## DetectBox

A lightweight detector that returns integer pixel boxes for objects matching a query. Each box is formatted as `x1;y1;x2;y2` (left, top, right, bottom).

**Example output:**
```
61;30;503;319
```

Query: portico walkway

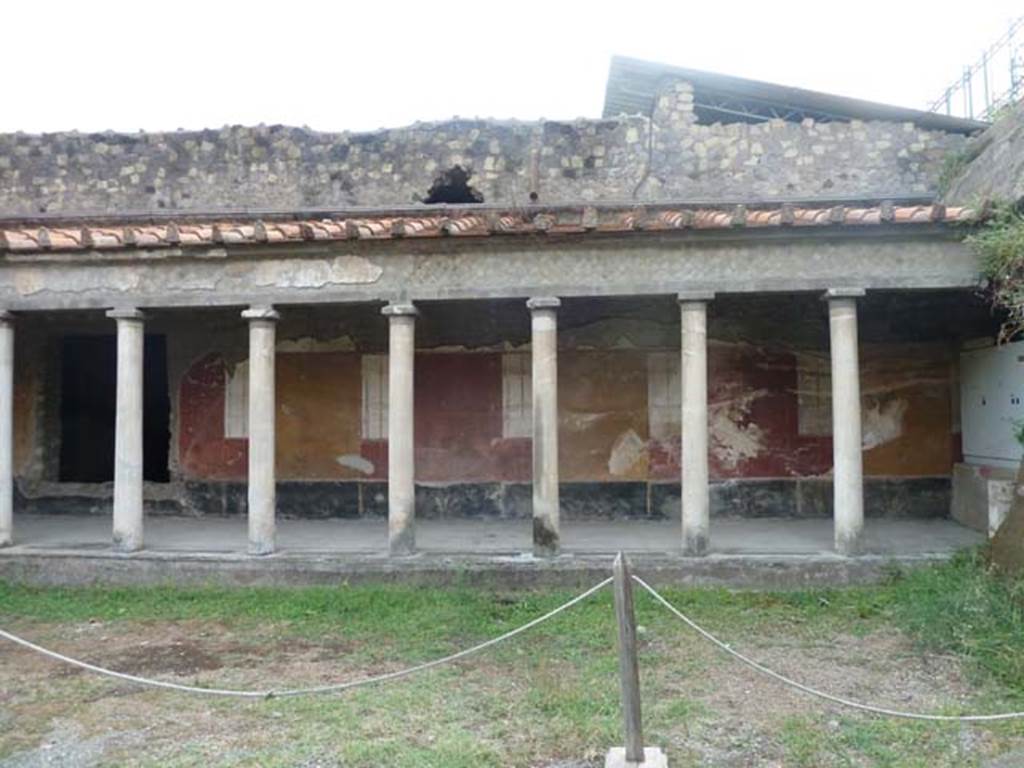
5;514;981;557
0;514;982;590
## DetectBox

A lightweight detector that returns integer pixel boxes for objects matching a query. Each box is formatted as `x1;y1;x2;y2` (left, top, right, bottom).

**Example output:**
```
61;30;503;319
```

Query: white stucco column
826;288;865;555
243;305;279;556
107;308;145;552
383;302;417;556
679;293;713;556
0;312;13;548
527;296;560;557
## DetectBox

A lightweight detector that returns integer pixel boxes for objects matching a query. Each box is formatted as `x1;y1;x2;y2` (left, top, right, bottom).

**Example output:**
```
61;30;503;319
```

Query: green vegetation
968;202;1024;343
882;550;1024;691
936;142;985;195
3;553;1024;766
4;550;1022;688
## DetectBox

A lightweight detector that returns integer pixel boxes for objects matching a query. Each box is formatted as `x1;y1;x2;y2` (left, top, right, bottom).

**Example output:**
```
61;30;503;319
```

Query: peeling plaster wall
559;351;649;482
13;343;41;476
414;353;524;483
0;83;968;216
178;353;245;480
12;293;991;519
174;334;959;485
278;352;363;479
860;346;956;477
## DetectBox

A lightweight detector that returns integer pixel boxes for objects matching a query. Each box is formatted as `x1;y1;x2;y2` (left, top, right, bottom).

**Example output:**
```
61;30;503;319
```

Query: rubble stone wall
0;83;968;215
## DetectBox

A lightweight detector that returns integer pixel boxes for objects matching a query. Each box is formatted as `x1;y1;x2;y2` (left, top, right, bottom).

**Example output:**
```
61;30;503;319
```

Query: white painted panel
796;354;832;437
647;352;680;440
502;353;531;438
361;355;389;440
961;339;1024;469
224;360;249;439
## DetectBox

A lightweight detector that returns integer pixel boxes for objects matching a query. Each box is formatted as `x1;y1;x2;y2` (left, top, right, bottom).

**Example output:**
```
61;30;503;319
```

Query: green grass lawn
2;550;1024;766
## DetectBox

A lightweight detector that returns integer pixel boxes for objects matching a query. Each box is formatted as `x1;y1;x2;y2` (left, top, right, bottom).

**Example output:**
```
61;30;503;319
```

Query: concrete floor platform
0;514;984;589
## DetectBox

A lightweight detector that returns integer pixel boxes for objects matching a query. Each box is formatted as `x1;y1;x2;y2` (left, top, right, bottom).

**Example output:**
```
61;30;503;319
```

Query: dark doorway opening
59;335;171;483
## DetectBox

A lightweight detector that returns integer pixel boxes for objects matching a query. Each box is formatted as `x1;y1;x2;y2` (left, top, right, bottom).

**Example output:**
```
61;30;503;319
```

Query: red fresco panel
175;345;950;485
414;353;508;482
649;345;833;481
359;439;388;481
178;353;247;480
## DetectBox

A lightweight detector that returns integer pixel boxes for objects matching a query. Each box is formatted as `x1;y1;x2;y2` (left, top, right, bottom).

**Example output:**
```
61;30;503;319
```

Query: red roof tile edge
0;204;975;254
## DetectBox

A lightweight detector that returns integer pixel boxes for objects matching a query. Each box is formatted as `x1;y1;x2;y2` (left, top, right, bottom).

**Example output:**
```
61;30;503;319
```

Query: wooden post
612;552;644;763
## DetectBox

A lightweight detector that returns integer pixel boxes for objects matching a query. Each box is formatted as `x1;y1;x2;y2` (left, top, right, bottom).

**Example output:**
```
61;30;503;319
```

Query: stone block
952;462;1016;535
605;746;668;767
990;465;1024;575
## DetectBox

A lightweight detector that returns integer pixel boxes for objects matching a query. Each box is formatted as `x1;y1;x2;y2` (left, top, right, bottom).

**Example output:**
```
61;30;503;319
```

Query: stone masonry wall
0;82;968;216
942;99;1024;206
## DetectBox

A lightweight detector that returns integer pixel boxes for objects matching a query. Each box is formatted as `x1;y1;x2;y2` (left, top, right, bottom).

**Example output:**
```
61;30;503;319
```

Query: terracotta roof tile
0;203;976;256
745;209;784;227
843;208;883;225
655;210;691;229
86;228;127;248
692;210;734;229
791;207;832;226
443;215;489;236
130;227;163;247
893;205;934;223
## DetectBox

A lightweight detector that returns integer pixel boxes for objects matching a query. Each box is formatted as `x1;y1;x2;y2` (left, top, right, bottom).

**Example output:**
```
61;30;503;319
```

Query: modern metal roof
603;56;989;134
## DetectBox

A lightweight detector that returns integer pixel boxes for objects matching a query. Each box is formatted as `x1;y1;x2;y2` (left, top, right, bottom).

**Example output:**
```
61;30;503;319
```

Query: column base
532;544;560;558
112;536;143;554
248;540;276;557
834;530;863;557
682;531;708;557
388;528;416;557
532;517;560;558
605;746;668;767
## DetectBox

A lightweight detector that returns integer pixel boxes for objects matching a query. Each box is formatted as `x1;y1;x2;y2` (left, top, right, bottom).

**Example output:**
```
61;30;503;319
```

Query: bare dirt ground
2;612;1023;767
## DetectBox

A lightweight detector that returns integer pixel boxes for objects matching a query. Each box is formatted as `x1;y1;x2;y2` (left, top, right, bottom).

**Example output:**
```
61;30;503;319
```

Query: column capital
106;307;145;322
527;296;561;311
382;302;418;317
242;305;280;322
823;287;866;301
0;310;14;325
677;291;715;304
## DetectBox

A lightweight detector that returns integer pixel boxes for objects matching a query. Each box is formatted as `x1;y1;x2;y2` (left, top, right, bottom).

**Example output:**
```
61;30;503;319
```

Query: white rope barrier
8;570;1023;723
0;576;612;700
632;574;1024;723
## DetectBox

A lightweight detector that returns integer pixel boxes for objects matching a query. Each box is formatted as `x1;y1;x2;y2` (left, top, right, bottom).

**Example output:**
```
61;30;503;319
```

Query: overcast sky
4;1;1021;135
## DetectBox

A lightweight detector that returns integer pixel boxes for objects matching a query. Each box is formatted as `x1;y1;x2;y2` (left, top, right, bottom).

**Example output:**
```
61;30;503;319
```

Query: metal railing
929;17;1024;121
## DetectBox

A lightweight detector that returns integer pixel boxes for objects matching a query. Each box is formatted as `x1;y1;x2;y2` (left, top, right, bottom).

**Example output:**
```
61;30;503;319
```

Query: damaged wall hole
422;165;484;204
